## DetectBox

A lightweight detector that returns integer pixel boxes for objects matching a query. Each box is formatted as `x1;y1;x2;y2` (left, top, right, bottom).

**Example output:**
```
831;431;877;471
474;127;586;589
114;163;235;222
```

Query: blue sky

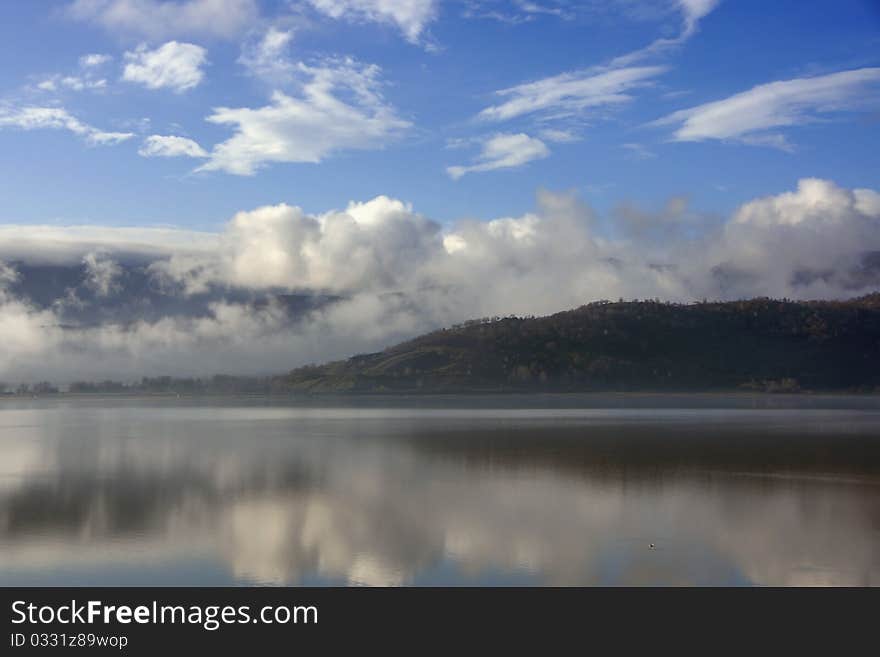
0;0;878;232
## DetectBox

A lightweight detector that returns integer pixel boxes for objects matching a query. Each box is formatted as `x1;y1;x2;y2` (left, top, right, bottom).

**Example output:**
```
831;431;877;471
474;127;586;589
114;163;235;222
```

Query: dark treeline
284;294;880;393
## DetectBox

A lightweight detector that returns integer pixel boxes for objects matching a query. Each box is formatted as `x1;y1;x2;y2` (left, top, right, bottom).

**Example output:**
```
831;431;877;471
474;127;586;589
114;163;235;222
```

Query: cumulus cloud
139;134;208;157
152;195;440;293
0;105;133;145
0;178;878;382
706;178;880;296
307;0;438;44
198;58;410;175
478;65;666;122
447;132;549;179
66;0;259;40
653;67;880;149
122;41;208;92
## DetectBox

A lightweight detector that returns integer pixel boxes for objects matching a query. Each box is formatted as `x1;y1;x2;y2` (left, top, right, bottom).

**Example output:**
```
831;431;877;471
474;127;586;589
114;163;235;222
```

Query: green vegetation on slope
283;295;880;393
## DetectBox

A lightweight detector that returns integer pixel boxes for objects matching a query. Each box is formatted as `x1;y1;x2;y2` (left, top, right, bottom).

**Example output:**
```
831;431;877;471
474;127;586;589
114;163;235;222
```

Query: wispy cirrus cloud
466;1;720;164
478;65;667;123
610;0;720;67
473;1;718;124
652;67;880;149
0;105;133;145
464;0;575;24
447;132;549;179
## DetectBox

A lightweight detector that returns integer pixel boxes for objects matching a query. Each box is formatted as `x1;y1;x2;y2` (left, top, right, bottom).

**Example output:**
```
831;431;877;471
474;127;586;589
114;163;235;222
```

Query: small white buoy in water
649;543;655;550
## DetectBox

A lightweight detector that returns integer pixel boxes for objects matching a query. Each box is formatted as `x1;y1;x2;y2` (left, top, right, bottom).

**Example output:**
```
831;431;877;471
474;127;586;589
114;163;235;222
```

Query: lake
1;394;879;586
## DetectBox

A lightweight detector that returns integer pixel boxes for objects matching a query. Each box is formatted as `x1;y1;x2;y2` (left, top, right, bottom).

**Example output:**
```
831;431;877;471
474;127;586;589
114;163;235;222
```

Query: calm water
1;394;879;586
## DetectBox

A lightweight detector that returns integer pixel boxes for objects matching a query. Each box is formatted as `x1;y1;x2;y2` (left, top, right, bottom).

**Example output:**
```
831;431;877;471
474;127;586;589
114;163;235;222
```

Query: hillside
282;295;880;393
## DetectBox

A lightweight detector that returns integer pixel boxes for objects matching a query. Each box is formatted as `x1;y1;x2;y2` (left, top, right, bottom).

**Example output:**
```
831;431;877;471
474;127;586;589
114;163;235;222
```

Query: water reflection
0;397;878;586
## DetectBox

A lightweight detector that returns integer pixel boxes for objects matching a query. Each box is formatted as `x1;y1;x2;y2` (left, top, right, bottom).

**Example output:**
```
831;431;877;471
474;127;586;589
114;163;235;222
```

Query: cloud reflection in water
0;398;878;586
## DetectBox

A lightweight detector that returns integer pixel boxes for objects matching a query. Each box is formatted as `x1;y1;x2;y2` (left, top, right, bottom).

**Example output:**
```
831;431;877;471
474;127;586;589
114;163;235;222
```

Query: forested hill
283;295;880;393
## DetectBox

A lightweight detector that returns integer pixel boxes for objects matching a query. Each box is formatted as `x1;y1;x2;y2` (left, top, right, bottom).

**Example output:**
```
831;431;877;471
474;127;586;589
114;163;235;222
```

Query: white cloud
79;53;112;68
64;76;107;91
139;134;208;158
0;106;133;145
0;262;18;289
307;0;438;43
609;0;721;67
468;1;719;62
82;252;123;296
149;195;440;293
467;0;718;160
37;75;108;92
732;178;880;228
539;128;579;143
653;67;880;148
447;133;549;179
513;0;574;20
67;0;259;40
478;65;666;122
238;27;295;83
122;41;208;92
35;52;113;93
462;1;596;25
705;178;880;297
679;0;720;28
0;225;218;265
198;58;410;175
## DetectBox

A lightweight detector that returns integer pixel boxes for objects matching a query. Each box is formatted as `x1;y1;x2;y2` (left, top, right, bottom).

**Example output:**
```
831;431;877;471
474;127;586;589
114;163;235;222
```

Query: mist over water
1;394;878;586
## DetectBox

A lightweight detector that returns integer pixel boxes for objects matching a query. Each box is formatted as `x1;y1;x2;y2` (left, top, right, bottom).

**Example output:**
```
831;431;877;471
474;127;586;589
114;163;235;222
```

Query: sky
0;0;879;381
0;0;877;227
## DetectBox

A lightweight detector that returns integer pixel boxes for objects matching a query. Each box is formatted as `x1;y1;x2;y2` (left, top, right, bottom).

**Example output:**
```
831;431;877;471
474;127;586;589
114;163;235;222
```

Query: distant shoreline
3;388;880;397
3;390;880;413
